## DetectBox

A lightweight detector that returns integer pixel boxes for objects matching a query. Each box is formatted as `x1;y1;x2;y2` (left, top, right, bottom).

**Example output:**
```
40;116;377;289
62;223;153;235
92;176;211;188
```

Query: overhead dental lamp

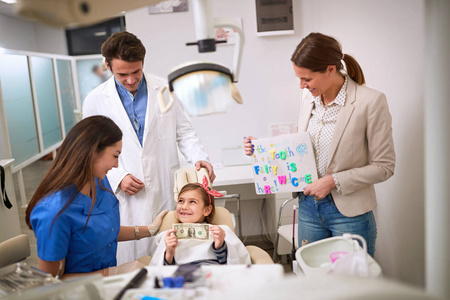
158;61;243;116
158;0;244;116
14;0;245;116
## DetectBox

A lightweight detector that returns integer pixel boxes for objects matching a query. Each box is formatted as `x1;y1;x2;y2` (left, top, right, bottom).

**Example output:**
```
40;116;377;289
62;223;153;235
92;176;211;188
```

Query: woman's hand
303;174;336;200
243;136;257;156
210;225;226;249
164;229;178;264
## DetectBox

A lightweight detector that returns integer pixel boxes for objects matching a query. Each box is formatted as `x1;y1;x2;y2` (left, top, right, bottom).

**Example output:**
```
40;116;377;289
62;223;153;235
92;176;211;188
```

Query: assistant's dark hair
291;32;365;84
25;116;122;230
178;183;215;224
101;31;146;67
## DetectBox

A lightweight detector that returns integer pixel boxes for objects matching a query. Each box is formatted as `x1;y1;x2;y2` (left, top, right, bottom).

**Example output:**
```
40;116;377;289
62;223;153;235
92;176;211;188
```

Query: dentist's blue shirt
115;76;148;146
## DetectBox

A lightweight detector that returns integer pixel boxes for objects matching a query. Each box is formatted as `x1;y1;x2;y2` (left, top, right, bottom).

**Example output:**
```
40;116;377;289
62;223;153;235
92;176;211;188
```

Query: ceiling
0;1;33;22
0;2;16;17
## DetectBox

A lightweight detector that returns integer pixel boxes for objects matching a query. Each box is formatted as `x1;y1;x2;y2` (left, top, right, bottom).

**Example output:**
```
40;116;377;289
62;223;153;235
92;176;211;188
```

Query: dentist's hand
243;136;256;156
195;160;216;182
148;210;169;236
119;174;144;196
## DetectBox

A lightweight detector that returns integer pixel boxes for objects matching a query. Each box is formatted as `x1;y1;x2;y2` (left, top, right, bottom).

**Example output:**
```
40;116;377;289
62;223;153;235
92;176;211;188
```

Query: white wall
126;0;426;287
0;13;67;54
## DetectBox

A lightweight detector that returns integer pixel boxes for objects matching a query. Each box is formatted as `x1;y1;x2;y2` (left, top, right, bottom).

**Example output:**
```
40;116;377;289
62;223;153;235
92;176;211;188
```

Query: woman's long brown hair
25;116;122;230
291;32;366;85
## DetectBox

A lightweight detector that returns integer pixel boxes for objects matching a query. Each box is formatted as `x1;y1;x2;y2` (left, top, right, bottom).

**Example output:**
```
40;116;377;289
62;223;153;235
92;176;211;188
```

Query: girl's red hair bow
201;175;224;204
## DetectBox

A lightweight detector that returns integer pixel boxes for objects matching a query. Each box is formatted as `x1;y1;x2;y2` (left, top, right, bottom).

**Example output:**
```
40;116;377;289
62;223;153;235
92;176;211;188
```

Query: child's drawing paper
251;133;318;194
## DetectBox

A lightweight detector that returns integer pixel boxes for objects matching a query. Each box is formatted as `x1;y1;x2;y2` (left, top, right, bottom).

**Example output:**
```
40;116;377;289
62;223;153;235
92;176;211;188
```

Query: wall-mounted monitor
66;16;126;56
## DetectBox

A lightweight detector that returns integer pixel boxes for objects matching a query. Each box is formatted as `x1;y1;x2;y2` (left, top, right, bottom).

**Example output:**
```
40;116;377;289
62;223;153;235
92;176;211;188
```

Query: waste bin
295;235;382;277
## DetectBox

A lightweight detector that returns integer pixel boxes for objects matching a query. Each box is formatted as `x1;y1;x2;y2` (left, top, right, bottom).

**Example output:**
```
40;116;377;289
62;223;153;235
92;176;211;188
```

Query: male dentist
83;31;215;264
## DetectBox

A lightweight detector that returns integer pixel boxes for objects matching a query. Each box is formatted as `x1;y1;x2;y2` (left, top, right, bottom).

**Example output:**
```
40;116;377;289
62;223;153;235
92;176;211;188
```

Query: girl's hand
164;229;178;263
210;225;226;249
243;136;257;156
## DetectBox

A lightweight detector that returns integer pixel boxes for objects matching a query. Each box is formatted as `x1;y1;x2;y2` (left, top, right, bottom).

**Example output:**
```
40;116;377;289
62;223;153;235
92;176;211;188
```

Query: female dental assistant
25;116;166;278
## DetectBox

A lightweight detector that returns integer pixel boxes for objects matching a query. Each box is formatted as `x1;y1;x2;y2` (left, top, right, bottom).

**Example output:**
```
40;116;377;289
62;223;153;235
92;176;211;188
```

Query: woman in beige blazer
244;33;395;256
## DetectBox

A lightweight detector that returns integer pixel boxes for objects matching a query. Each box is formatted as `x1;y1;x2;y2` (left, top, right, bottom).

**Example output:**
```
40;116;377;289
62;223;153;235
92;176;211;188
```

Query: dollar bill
173;223;211;240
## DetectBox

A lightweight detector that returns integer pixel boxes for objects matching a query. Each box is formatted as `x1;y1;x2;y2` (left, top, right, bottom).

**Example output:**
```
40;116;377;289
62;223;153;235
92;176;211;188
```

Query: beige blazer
297;78;395;217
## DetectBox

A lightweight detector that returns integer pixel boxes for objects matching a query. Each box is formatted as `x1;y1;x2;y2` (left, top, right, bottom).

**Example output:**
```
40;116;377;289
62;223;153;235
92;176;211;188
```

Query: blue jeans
297;193;377;257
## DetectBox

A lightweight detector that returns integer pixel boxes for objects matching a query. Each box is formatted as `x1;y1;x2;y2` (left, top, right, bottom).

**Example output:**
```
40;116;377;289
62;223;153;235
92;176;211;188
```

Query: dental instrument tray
0;262;60;297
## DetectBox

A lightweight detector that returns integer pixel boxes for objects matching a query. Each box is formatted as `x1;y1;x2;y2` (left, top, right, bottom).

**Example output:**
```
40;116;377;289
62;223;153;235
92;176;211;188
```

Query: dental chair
160;166;273;264
0;234;31;268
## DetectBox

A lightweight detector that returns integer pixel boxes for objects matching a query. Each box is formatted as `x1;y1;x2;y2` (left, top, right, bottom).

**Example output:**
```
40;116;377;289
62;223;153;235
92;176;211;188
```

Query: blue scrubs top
30;177;120;274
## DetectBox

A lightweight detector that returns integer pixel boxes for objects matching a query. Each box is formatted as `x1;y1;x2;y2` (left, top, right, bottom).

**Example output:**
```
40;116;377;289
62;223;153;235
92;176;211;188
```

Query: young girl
150;178;251;265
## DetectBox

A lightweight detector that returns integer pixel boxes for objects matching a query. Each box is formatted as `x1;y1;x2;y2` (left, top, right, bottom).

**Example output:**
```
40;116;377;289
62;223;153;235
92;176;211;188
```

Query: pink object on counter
329;251;348;263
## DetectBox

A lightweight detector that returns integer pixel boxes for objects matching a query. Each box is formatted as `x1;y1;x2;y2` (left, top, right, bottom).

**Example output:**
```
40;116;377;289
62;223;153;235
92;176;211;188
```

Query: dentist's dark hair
25;116;122;230
291;32;365;85
101;31;146;67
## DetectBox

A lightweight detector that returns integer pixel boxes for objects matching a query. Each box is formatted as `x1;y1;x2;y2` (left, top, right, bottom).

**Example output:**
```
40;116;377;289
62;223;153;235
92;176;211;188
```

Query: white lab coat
82;74;209;264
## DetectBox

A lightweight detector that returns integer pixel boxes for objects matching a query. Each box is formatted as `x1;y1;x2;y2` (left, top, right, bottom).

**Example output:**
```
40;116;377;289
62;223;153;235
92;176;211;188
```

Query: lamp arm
213;17;245;83
192;0;214;42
